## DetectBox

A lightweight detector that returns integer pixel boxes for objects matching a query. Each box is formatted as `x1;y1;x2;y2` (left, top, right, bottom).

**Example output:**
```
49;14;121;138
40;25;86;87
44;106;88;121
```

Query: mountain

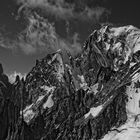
0;25;140;140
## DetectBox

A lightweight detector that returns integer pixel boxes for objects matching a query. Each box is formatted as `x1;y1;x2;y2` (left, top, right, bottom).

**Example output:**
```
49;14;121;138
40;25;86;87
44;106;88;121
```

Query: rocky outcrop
1;25;140;140
0;64;22;140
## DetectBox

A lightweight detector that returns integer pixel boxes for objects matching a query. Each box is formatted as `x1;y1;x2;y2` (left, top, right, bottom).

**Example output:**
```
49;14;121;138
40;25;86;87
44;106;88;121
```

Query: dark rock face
0;64;24;140
1;25;140;140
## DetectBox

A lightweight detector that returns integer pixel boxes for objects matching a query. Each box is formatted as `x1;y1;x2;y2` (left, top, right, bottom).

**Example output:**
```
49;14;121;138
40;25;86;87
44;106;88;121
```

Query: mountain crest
1;25;140;140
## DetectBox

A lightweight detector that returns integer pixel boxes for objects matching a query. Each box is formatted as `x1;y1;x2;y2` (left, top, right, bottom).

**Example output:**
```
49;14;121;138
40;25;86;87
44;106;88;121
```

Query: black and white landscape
0;0;140;140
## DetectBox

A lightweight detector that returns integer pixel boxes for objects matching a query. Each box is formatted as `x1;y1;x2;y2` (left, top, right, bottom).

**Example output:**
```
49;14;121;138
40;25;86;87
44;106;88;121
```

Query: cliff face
0;64;24;140
0;25;140;140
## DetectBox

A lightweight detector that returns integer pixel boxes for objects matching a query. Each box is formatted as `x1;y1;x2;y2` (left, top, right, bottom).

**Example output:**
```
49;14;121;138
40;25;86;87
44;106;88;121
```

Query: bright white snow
84;105;103;118
109;25;140;66
40;85;56;93
23;104;33;113
89;83;99;95
78;75;88;90
43;93;54;109
126;80;140;116
22;86;56;123
36;95;45;102
102;126;140;140
24;109;35;124
101;77;140;140
22;104;35;123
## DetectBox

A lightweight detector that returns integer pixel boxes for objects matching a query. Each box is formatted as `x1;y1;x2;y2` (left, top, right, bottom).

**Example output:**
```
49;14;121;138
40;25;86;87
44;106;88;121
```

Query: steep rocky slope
0;25;140;140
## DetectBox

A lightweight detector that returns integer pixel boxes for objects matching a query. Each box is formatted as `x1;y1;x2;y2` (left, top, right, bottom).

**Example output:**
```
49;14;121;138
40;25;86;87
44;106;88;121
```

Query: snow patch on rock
24;110;35;124
36;95;45;102
85;105;103;118
78;75;88;90
101;77;140;140
22;104;34;123
40;85;56;93
43;93;54;109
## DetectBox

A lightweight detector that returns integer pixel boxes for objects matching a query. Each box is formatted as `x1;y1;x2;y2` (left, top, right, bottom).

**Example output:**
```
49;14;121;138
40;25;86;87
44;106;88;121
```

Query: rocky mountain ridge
0;25;140;140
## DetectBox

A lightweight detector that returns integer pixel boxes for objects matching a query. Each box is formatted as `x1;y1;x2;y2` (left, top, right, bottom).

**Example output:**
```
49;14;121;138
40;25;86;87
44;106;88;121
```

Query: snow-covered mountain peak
1;25;140;140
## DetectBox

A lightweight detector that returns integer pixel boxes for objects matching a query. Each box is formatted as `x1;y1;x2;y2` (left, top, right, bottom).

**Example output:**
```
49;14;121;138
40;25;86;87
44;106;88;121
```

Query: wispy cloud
0;0;110;56
0;13;82;55
17;13;82;55
17;13;58;54
16;0;110;21
8;71;26;83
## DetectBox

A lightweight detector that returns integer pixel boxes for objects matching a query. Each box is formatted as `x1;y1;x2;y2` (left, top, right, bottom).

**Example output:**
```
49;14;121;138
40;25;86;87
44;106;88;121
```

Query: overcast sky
0;0;139;77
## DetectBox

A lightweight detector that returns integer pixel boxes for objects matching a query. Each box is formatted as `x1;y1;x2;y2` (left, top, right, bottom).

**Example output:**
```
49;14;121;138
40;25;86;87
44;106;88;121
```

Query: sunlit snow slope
102;77;140;140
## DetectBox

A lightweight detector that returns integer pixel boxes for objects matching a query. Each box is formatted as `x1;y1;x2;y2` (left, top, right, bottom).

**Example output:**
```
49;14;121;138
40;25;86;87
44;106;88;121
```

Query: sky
0;0;140;79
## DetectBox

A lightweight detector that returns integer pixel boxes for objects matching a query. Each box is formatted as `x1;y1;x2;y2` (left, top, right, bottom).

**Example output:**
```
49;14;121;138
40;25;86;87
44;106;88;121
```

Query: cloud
17;13;58;54
0;12;82;56
0;0;109;56
58;32;82;56
8;71;26;83
16;0;110;21
0;28;16;51
17;13;82;55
